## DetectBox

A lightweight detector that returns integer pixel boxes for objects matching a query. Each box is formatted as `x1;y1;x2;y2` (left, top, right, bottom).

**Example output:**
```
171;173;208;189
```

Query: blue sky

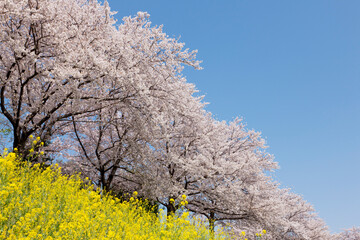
107;0;360;233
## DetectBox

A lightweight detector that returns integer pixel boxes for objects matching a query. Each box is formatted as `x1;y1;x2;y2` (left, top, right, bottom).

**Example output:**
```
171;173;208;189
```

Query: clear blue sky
107;0;360;233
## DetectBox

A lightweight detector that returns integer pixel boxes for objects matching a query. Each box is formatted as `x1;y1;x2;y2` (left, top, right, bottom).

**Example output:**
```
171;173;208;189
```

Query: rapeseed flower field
0;151;227;240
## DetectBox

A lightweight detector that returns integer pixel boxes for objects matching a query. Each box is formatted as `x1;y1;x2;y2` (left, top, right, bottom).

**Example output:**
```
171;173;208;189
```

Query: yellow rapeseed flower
0;150;228;240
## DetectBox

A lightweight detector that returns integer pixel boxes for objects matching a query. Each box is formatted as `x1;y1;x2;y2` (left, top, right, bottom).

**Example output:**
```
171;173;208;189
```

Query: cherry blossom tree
55;5;204;196
228;188;330;240
185;118;278;231
0;0;121;155
334;227;360;240
137;109;210;215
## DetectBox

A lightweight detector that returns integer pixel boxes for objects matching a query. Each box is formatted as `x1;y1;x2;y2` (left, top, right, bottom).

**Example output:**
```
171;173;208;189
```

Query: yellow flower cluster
255;229;267;238
0;152;227;240
236;229;267;240
180;194;189;206
169;194;189;208
13;136;45;161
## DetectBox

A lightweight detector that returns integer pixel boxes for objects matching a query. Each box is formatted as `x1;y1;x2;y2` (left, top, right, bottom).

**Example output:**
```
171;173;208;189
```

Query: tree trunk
209;211;215;233
166;202;176;216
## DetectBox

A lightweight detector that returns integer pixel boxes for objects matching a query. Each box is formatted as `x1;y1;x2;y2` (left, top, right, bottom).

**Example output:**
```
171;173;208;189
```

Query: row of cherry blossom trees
0;0;356;239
